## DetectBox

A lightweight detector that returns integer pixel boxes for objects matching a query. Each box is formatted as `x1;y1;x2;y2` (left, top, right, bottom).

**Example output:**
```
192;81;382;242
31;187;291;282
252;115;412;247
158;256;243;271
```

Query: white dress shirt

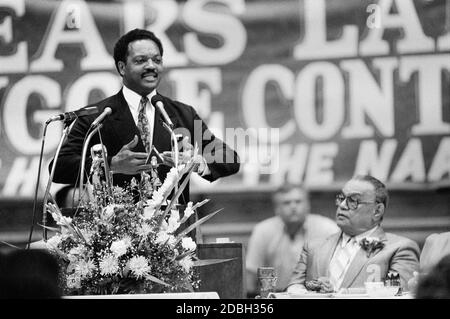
122;85;156;148
329;226;379;289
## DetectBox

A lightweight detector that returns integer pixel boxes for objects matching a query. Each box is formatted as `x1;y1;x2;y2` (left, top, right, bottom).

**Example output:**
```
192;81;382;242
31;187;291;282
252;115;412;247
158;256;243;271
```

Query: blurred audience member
408;231;450;292
420;232;450;274
246;183;339;297
415;254;450;299
0;249;61;299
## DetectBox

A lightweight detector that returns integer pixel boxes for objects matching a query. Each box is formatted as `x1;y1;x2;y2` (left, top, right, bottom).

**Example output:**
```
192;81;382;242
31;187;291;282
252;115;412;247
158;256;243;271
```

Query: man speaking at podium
49;29;240;205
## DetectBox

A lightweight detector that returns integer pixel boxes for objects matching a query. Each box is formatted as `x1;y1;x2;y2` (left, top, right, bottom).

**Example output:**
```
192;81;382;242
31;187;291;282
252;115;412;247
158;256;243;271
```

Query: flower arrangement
43;152;221;295
358;237;385;257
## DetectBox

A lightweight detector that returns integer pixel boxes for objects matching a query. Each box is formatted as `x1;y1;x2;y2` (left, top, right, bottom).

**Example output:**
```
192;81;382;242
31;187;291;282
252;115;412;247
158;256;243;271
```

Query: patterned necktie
137;96;151;153
329;236;355;290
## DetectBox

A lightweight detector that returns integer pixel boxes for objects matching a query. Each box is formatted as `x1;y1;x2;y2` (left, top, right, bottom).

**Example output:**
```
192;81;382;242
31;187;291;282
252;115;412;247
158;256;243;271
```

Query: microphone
46;106;99;124
151;95;174;128
91;107;113;128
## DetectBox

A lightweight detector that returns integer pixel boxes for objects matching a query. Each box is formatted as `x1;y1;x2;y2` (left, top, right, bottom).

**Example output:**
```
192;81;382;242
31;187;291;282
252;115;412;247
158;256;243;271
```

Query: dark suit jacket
287;227;420;290
49;90;240;204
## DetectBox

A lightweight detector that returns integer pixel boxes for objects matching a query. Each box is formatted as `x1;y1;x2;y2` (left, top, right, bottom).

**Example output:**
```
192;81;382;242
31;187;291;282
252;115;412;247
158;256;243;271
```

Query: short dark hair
272;182;309;202
352;175;389;209
113;29;164;73
0;249;61;298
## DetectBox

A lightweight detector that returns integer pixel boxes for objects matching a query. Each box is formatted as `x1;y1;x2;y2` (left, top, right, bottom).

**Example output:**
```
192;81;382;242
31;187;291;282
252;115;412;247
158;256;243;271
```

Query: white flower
152;193;164;207
110;237;131;257
80;229;94;244
47;203;72;227
136;223;152;238
69;245;85;256
150;168;179;206
143;204;156;220
52;213;72;227
181;237;197;251
45;234;62;250
155;231;176;247
74;259;96;278
155;231;170;244
99;255;119;276
66;274;82;289
165;168;179;186
179;255;194;272
167;209;180;233
183;202;194;219
128;256;151;279
130;178;138;188
101;204;122;221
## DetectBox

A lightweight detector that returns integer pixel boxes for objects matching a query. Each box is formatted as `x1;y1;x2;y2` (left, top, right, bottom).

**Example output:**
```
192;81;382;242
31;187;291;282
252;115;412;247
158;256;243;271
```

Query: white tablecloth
269;292;413;299
64;292;220;299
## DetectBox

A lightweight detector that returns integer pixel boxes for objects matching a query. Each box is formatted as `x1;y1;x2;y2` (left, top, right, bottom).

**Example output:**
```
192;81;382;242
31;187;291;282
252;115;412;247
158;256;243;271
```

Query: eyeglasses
335;193;377;210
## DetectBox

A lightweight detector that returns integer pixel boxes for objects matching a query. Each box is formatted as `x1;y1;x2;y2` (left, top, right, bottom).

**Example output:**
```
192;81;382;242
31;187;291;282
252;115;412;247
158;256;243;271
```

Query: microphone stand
79;124;113;202
98;131;113;197
26;121;49;248
162;122;179;205
41;119;77;242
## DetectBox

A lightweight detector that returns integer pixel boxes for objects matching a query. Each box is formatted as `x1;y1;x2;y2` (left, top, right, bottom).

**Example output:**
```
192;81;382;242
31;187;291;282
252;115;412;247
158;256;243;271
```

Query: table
63;292;220;299
269;292;413;299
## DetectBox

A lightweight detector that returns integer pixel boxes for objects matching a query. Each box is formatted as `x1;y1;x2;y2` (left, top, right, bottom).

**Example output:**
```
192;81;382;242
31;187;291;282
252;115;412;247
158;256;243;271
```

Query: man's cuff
197;156;210;176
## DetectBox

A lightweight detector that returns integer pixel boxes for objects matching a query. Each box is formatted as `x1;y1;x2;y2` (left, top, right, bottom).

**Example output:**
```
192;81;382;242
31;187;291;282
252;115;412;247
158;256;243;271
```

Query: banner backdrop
0;0;449;199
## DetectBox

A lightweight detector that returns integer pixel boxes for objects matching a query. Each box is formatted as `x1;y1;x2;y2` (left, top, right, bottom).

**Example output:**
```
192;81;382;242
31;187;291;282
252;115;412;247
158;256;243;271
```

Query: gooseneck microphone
90;107;113;128
46;106;99;124
151;95;174;128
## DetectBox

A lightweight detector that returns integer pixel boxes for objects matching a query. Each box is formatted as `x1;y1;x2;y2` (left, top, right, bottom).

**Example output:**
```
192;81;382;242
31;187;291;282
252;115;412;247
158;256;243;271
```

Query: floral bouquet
358;237;385;257
43;151;222;295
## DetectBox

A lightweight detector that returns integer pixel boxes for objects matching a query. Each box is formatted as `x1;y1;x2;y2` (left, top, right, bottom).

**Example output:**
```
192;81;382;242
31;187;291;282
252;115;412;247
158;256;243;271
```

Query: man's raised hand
110;135;152;174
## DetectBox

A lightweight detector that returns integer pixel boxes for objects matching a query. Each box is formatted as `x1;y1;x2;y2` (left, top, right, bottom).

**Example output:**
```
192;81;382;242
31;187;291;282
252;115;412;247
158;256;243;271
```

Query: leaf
193;258;236;267
174;250;195;261
37;223;61;233
0;240;21;250
174;208;223;244
191;199;210;211
181;281;195;292
144;274;171;287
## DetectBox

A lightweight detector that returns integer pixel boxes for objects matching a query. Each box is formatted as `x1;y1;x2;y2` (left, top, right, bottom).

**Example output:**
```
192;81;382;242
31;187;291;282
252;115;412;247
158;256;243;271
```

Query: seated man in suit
287;175;420;293
246;183;339;296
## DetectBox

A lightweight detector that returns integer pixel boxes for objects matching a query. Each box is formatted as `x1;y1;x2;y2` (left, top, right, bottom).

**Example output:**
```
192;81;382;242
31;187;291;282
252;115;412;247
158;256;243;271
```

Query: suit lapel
340;227;387;288
340;248;369;288
318;232;341;276
110;90;146;152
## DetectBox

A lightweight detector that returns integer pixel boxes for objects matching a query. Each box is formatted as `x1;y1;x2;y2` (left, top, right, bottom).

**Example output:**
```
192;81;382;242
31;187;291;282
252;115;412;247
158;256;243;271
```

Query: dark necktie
137;96;151;152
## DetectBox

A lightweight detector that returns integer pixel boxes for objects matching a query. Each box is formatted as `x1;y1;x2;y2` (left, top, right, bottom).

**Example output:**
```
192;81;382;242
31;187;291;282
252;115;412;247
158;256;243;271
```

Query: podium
196;243;245;299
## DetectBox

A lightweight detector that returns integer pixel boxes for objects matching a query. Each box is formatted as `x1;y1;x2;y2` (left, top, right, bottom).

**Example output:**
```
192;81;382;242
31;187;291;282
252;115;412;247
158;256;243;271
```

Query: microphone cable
26;121;50;249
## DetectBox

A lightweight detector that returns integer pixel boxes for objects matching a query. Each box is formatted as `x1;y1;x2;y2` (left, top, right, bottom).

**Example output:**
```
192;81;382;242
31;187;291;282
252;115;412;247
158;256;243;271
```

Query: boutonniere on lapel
358;237;385;257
